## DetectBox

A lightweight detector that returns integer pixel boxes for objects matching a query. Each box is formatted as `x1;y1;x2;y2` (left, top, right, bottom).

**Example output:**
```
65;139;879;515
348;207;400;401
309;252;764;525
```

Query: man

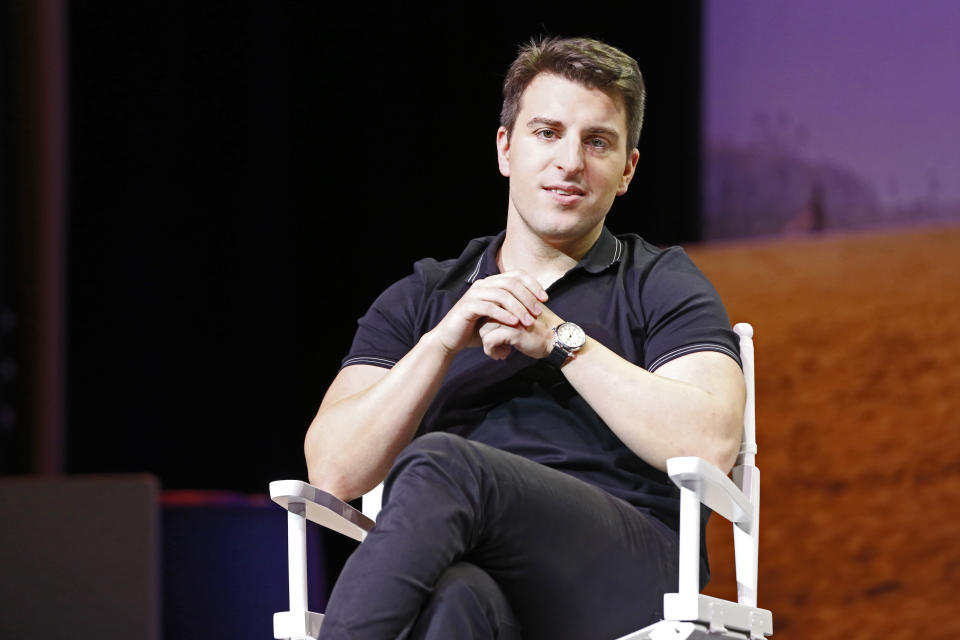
304;37;745;639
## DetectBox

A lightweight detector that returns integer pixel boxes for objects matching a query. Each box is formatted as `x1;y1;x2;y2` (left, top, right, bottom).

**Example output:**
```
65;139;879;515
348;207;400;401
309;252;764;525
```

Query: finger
499;270;549;302
481;330;513;360
469;285;536;326
474;277;542;323
482;319;552;361
478;321;500;339
481;323;521;350
465;301;519;328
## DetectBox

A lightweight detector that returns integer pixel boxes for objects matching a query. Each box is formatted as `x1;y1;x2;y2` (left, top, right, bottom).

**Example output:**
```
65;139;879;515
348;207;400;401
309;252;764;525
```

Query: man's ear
617;147;640;196
496;126;511;177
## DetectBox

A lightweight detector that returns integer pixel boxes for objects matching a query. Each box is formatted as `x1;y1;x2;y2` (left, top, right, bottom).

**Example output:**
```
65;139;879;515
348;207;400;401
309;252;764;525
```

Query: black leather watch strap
545;343;572;368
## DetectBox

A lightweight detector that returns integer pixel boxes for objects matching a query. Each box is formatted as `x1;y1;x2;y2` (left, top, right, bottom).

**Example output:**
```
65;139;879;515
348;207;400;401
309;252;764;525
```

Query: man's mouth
544;185;585;197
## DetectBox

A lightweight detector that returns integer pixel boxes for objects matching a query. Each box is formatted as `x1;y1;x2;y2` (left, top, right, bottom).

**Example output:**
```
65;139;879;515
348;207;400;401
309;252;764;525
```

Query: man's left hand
478;304;563;361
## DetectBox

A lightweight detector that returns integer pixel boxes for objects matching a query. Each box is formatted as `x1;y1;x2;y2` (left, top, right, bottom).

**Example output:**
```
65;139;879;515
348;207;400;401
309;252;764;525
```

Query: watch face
556;322;586;349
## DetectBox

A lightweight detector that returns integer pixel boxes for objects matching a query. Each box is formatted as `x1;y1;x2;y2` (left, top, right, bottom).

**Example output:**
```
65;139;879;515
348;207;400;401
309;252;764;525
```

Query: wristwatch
544;321;586;367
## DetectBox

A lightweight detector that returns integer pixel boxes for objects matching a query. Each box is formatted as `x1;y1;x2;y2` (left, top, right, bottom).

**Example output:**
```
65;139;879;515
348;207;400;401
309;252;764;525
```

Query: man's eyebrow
526;117;564;129
584;125;620;140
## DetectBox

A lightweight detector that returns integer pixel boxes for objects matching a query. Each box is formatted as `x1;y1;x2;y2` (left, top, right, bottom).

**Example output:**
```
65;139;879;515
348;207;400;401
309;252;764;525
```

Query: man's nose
556;137;585;175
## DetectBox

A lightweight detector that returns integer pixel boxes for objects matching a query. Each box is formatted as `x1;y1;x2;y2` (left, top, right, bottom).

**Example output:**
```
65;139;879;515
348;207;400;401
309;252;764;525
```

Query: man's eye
587;137;608;149
536;129;557;140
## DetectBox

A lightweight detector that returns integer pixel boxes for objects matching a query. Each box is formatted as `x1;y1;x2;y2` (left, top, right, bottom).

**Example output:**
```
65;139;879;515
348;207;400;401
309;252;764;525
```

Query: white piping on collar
466;255;484;283
610;236;623;265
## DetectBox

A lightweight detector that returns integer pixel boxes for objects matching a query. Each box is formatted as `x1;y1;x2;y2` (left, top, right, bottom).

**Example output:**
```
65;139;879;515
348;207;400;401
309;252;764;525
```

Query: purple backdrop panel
703;0;960;239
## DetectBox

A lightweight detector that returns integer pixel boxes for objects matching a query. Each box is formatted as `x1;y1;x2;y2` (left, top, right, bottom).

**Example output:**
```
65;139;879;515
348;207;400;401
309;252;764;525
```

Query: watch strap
545;343;572;368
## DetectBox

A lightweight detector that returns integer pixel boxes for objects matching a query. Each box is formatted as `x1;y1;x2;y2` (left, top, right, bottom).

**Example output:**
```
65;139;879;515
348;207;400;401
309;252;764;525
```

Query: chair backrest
731;322;761;608
733;322;757;471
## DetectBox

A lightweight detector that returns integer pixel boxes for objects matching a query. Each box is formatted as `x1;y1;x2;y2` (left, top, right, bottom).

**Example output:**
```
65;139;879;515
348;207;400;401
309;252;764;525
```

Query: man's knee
433;562;502;605
404;431;472;457
410;562;520;640
390;432;478;480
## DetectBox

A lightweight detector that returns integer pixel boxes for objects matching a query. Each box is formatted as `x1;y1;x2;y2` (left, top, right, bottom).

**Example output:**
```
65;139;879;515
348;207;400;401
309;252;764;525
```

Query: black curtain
62;2;702;491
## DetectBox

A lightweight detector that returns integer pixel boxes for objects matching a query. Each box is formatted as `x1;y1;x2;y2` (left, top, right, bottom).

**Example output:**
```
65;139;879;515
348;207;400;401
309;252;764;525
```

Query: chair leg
678;485;702;597
288;503;308;613
273;502;324;640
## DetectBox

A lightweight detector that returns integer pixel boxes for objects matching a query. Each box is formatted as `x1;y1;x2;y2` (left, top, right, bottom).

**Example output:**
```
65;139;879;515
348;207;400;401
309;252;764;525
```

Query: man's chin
536;221;605;247
508;202;605;243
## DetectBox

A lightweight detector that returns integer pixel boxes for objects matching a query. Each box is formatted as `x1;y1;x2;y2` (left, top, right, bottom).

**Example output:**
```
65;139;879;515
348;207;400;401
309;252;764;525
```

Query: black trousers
318;433;680;639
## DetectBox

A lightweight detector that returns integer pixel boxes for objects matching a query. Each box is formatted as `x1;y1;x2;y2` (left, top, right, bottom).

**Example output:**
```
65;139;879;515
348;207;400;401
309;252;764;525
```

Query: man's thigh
386;432;678;639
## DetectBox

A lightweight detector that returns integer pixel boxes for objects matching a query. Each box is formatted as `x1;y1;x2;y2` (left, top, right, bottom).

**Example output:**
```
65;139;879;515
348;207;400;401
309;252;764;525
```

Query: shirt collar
579;226;623;273
464;226;623;283
465;230;506;283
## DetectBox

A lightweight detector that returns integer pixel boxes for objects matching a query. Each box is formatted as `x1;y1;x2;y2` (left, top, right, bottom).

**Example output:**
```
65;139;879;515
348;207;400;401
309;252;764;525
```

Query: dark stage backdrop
65;3;702;491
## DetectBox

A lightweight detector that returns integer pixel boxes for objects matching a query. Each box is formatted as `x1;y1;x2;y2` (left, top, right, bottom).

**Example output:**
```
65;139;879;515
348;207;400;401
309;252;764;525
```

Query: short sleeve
340;271;424;370
640;247;741;372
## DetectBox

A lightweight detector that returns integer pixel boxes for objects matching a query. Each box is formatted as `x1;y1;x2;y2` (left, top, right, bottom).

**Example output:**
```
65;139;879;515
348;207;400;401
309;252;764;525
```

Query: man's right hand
432;270;549;355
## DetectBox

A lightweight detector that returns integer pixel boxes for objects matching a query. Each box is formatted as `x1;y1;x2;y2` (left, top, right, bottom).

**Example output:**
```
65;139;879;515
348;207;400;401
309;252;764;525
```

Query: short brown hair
500;36;646;150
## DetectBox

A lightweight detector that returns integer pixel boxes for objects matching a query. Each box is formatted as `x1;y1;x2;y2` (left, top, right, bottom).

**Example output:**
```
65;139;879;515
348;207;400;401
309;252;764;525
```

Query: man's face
496;73;639;246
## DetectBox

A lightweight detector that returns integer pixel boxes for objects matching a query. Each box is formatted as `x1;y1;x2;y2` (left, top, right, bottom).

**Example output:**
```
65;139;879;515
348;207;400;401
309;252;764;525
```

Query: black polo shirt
341;226;739;531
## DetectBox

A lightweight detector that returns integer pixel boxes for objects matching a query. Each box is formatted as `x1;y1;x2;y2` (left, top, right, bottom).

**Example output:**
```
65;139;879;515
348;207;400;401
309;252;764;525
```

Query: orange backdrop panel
687;226;960;640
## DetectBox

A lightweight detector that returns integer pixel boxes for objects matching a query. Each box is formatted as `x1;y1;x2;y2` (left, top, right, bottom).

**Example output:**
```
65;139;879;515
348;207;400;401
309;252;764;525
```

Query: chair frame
269;323;771;640
619;323;772;639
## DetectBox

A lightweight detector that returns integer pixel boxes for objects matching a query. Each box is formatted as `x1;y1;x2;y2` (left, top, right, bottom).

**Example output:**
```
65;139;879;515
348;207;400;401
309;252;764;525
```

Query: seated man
304;36;745;640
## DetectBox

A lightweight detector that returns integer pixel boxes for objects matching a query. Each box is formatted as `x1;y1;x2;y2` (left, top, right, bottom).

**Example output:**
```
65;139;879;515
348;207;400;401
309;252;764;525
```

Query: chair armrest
270;480;374;542
666;457;753;527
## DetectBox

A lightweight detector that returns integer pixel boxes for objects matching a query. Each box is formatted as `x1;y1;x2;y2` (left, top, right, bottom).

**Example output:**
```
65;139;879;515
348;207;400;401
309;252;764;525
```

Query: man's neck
497;217;603;290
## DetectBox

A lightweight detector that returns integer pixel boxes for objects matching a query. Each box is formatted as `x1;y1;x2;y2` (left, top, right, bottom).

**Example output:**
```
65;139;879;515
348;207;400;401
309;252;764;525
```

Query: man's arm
304;332;453;501
479;306;745;473
304;271;548;501
562;340;745;473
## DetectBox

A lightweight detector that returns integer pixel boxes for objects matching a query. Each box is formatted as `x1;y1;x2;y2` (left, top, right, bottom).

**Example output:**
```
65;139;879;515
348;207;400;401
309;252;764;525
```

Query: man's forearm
560;337;745;473
304;330;457;501
479;305;744;472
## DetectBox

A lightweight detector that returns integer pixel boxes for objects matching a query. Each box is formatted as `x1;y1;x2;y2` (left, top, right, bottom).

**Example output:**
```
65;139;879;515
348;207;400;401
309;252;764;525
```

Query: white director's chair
269;323;772;640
